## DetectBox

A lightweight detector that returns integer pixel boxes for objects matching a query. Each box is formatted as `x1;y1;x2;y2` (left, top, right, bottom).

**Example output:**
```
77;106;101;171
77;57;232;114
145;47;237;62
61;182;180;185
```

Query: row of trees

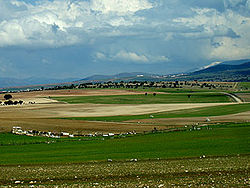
43;80;224;91
1;94;24;106
0;100;23;105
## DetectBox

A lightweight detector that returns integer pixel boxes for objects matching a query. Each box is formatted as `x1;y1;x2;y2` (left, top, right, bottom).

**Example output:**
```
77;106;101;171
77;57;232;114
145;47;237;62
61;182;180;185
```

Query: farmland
0;86;249;187
0;122;249;165
52;92;232;104
0;122;249;187
64;103;250;122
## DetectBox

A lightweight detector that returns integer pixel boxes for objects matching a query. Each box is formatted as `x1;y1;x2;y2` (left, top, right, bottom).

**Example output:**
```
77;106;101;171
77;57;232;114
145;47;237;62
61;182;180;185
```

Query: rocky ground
0;155;249;187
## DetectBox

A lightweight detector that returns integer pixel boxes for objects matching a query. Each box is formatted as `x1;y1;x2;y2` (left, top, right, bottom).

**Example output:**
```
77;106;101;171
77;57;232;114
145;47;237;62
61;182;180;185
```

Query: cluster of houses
11;127;136;139
12;127;61;138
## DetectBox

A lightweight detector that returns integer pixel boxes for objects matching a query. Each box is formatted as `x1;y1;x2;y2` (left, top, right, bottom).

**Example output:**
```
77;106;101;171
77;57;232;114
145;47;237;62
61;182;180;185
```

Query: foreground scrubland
0;155;249;187
0;122;249;187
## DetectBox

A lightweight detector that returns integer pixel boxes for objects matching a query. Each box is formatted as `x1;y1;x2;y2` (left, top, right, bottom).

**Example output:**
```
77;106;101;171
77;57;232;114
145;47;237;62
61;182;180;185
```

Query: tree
4;94;12;100
4;100;13;105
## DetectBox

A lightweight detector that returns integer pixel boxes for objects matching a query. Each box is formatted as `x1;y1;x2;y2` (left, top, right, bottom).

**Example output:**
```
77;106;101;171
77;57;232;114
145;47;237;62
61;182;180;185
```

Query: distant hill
221;59;250;65
79;72;160;82
193;62;250;75
79;60;250;83
0;77;78;88
187;61;250;81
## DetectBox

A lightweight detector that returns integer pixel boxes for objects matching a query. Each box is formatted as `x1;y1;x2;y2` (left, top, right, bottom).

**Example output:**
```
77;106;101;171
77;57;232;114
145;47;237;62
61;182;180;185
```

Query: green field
0;133;102;146
63;103;250;122
53;92;232;104
238;82;250;90
0;123;249;165
123;87;228;93
0;133;54;146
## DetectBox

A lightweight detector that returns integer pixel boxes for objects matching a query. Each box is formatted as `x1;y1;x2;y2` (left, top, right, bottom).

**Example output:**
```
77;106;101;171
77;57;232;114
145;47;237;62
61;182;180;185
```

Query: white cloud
95;50;169;63
95;52;107;60
210;37;250;60
172;6;250;60
0;20;28;46
114;50;149;62
91;0;153;15
0;0;153;47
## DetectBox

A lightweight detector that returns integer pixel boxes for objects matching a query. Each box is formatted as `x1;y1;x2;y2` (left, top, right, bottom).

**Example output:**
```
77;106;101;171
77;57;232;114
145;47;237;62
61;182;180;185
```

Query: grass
63;103;250;122
0;122;249;165
0;133;54;146
0;133;112;146
52;93;231;104
238;82;250;90
78;86;235;93
125;87;231;93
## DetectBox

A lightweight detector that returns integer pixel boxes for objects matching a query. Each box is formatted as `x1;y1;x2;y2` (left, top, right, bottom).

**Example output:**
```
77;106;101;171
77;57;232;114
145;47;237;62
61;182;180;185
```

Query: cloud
0;0;249;78
95;50;169;63
171;5;250;60
0;0;153;47
90;0;153;15
114;50;149;62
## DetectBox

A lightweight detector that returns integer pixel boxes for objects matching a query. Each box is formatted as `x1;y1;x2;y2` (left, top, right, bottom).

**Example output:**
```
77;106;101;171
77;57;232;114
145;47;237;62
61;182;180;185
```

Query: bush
4;94;12;100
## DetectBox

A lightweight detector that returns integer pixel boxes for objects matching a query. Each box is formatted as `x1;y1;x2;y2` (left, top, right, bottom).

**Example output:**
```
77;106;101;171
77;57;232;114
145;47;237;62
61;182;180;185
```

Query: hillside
78;60;250;82
187;61;250;81
0;77;77;88
79;72;160;82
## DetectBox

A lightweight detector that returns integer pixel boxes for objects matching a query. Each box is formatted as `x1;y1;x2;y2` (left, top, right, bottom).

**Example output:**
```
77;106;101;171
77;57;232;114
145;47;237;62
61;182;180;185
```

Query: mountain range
0;59;249;89
77;59;250;83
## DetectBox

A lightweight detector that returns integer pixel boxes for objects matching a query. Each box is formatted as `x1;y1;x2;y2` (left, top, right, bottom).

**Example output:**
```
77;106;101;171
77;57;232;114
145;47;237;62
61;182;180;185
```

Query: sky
0;0;249;79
